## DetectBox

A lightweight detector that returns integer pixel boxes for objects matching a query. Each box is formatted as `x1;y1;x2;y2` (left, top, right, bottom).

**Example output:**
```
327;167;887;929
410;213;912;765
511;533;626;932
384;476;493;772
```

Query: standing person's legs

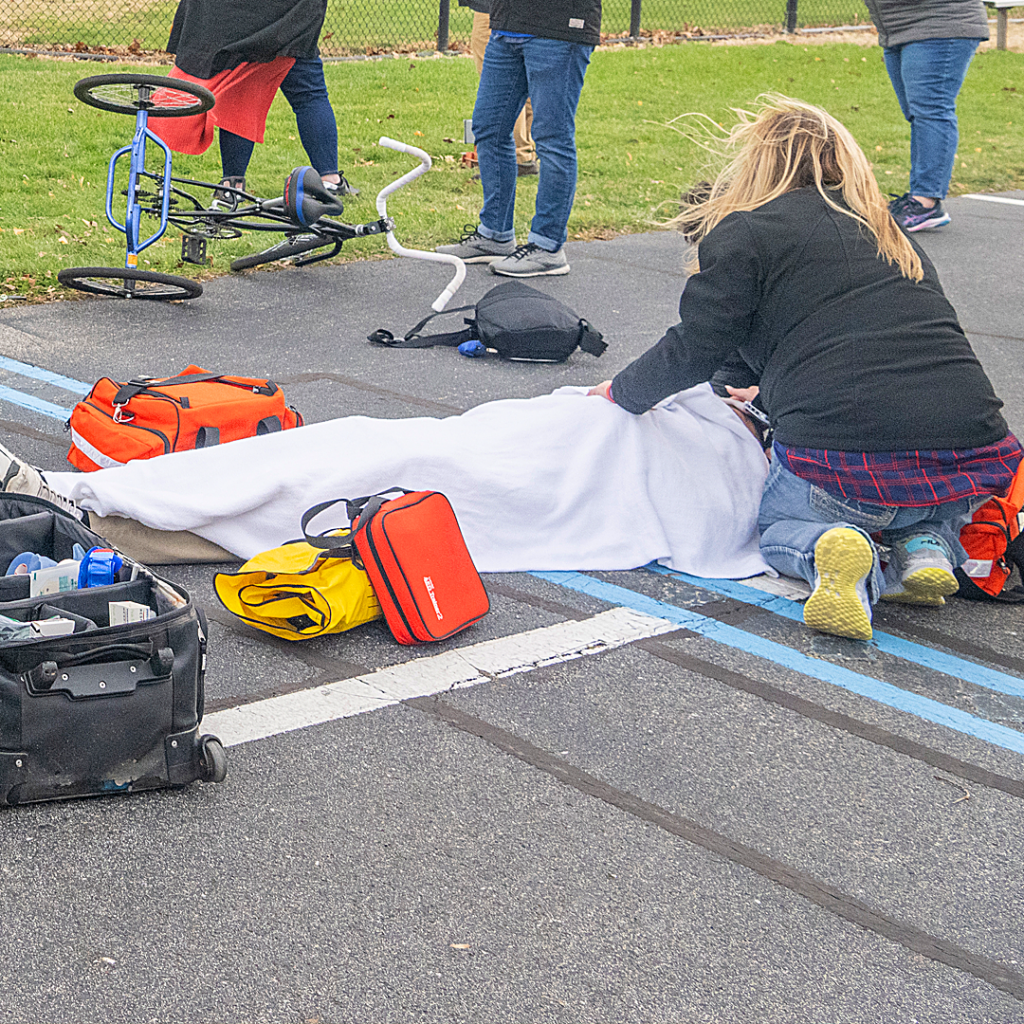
435;31;524;262
470;33;528;242
470;14;535;172
218;130;255;180
883;38;979;227
214;130;254;207
486;37;592;277
279;56;340;183
520;37;592;252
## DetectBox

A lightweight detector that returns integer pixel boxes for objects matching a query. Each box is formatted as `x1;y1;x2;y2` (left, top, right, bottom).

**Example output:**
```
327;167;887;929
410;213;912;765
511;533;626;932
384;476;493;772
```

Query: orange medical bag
67;366;303;470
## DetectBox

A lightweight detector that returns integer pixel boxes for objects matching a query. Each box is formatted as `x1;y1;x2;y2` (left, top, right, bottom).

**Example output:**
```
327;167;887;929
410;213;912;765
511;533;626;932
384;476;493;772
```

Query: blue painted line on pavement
0;355;90;396
0;385;72;421
533;570;1024;756
647;565;1024;699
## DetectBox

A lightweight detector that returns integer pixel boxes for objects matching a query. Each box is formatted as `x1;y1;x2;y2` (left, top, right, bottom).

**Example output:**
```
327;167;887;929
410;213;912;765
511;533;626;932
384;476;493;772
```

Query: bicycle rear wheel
58;267;203;301
73;74;214;117
230;234;332;271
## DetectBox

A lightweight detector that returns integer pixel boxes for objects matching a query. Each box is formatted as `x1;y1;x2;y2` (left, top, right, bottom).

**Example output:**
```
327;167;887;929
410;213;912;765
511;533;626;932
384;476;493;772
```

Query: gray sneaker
881;535;959;605
0;440;83;520
490;243;569;277
435;226;515;263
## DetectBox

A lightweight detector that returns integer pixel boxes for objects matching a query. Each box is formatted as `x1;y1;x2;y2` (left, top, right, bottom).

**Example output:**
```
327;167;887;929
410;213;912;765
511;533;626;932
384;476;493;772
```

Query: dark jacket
863;0;989;48
458;0;490;12
611;188;1008;453
490;0;601;46
168;0;327;79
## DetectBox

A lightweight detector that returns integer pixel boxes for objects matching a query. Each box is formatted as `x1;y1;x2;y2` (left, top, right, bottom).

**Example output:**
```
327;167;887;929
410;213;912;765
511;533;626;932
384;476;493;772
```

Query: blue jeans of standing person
472;34;593;252
757;460;978;603
882;37;980;200
219;56;339;179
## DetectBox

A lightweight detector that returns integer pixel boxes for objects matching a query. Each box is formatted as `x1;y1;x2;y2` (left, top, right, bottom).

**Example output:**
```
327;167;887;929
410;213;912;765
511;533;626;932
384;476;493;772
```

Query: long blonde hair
674;95;923;281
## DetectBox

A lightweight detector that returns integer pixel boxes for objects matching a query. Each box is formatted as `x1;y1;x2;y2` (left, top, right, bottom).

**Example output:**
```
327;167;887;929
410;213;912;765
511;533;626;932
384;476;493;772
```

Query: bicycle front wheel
58;267;203;301
73;74;215;117
230;234;331;271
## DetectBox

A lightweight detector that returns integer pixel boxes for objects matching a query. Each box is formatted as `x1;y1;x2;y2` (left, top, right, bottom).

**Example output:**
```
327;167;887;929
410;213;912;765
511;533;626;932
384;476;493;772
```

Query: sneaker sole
879;589;946;607
904;214;951;232
803;528;874;641
901;565;959;600
435;252;509;264
491;263;571;278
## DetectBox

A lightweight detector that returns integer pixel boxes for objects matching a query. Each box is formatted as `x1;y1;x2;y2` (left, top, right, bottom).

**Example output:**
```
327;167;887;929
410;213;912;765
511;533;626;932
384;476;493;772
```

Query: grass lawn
1;39;1022;301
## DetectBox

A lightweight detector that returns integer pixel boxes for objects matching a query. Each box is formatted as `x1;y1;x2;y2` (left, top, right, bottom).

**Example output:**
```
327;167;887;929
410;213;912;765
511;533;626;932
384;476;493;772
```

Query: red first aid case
303;490;489;645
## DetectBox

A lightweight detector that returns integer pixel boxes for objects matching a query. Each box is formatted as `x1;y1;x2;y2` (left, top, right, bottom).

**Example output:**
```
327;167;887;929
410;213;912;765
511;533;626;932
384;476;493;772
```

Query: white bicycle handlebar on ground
375;137;467;312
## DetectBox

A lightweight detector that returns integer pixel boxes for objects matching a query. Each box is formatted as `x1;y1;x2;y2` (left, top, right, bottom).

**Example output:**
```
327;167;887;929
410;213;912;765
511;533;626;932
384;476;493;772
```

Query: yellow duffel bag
213;536;381;641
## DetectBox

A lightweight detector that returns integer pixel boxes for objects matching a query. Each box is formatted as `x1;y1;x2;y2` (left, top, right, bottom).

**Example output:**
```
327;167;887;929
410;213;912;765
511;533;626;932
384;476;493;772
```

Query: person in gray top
862;0;989;232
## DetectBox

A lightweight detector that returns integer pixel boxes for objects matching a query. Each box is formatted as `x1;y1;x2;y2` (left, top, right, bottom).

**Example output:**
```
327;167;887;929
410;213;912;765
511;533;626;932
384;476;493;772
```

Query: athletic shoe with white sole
489;242;569;277
881;534;959;605
803;527;875;641
435;227;516;263
889;193;951;232
0;440;83;520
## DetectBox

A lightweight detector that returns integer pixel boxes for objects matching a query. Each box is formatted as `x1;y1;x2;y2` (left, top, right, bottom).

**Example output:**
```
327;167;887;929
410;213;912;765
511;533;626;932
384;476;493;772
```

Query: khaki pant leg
470;12;489;74
89;513;237;565
515;100;535;165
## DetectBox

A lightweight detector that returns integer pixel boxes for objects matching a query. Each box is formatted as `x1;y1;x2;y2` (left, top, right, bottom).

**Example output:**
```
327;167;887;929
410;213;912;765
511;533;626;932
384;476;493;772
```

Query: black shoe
324;175;359;197
211;176;246;212
517;160;539;177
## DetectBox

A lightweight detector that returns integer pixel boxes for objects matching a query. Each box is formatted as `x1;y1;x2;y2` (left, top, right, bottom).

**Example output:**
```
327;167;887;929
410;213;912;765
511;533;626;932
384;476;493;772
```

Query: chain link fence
2;1;883;59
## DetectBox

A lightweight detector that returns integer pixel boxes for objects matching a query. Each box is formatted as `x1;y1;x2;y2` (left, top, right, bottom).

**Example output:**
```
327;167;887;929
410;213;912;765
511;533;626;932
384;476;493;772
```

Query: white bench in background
985;0;1019;50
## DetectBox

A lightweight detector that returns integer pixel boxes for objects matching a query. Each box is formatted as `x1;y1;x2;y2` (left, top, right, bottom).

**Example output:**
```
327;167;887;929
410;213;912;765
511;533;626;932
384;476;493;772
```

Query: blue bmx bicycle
59;73;465;309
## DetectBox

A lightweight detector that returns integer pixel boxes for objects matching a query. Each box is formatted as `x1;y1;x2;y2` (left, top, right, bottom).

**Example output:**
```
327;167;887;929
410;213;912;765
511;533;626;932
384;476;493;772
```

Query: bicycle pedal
181;235;207;265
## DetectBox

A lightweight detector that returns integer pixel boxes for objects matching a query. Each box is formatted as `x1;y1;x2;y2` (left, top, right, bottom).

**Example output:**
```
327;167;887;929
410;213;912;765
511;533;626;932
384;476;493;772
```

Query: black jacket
490;0;601;46
611;188;1008;452
168;0;327;79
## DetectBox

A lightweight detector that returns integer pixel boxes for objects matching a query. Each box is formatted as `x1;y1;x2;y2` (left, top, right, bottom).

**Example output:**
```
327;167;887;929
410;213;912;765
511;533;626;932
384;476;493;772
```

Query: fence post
438;0;450;51
630;0;642;39
785;0;799;34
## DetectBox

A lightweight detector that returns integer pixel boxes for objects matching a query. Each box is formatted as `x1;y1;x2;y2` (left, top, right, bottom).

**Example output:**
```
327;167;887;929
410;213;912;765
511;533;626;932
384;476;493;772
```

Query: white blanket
47;385;770;578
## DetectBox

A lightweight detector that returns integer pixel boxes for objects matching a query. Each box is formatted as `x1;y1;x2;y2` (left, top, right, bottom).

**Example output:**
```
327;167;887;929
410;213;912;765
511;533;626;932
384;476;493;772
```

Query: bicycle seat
283;166;345;227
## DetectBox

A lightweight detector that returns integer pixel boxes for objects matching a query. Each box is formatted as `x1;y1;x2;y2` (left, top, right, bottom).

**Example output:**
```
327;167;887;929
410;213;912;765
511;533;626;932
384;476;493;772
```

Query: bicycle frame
105;99;174;269
69;73;467;308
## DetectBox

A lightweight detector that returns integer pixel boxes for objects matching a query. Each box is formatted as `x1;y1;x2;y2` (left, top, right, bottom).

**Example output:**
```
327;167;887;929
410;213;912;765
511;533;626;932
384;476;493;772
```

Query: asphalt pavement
0;192;1022;1024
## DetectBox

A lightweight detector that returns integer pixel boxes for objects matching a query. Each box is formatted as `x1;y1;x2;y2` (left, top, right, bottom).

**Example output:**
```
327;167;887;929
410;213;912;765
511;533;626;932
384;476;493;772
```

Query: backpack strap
577;319;607;357
368;306;477;349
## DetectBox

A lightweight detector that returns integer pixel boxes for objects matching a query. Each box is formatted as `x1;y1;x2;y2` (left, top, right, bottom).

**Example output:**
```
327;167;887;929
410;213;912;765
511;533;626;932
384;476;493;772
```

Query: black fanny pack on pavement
368;281;607;363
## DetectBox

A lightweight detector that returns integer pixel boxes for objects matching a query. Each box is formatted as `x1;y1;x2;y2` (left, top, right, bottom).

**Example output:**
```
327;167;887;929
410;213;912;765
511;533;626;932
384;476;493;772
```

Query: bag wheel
198;735;227;783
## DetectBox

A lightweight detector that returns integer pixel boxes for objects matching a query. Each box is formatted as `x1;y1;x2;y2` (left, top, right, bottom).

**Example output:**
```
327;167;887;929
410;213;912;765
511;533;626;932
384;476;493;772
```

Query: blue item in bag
78;547;123;588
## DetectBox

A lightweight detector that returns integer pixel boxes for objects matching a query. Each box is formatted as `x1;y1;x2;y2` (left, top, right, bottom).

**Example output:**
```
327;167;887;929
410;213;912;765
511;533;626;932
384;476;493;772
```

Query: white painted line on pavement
203;606;678;748
961;194;1024;207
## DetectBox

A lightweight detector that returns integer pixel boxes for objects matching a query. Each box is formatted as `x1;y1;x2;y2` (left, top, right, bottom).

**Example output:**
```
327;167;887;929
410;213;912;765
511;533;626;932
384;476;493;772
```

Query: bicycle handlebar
375;136;466;312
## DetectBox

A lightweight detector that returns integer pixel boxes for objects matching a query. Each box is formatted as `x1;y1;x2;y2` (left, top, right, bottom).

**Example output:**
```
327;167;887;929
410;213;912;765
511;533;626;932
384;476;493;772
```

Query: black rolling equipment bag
0;495;226;806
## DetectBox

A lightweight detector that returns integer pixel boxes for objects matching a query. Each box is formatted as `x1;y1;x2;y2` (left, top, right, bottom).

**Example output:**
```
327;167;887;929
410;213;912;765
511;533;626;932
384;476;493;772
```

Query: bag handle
300;489;411;560
112;373;278;407
368;306;476;349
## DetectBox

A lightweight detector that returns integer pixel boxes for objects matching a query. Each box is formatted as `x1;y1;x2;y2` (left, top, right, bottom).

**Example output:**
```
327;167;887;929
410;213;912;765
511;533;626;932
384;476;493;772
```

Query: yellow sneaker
803;527;875;641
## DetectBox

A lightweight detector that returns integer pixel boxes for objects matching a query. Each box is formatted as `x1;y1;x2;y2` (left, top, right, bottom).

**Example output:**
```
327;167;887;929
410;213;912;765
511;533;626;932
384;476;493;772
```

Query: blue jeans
883;38;980;200
219;56;338;178
473;34;593;251
758;460;977;603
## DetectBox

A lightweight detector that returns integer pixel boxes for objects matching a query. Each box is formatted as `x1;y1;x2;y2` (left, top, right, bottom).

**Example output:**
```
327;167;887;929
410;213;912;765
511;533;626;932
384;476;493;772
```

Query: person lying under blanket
0;384;771;582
